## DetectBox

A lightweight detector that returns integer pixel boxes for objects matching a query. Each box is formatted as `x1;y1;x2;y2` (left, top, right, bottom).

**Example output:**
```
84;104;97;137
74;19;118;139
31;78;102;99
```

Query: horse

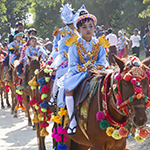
34;65;91;150
0;59;10;109
65;55;150;150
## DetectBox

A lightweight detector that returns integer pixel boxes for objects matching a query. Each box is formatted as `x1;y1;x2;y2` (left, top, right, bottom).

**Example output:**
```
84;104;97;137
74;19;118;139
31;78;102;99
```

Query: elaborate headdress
73;5;97;29
60;4;75;24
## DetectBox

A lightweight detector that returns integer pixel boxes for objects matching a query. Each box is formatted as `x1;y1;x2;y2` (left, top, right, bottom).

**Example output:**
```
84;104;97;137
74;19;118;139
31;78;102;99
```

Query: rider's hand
145;48;147;52
87;64;96;73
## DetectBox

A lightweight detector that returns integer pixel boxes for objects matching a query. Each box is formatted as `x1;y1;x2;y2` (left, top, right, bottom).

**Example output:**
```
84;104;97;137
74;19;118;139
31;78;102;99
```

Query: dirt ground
0;93;150;150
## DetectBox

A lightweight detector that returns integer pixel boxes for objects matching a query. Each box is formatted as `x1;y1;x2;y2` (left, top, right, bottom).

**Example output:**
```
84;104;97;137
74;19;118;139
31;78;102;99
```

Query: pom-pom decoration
134;87;142;93
115;73;121;80
40;128;49;137
112;130;122;140
28;76;38;86
146;70;150;78
57;144;68;150
135;135;145;143
106;127;115;137
118;127;128;137
96;111;105;121
41;86;50;93
100;120;109;130
123;73;132;81
139;128;149;139
131;78;137;84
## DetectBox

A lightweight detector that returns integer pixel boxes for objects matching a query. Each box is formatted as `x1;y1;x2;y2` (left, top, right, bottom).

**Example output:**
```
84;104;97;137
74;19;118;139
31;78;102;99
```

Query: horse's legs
5;92;10;107
40;136;46;150
13;93;18;118
1;90;4;108
23;94;32;126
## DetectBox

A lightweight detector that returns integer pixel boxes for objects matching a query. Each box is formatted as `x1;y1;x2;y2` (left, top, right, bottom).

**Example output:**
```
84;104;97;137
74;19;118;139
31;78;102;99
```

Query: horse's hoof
13;114;17;118
1;106;5;109
7;105;11;108
28;122;32;126
32;125;36;130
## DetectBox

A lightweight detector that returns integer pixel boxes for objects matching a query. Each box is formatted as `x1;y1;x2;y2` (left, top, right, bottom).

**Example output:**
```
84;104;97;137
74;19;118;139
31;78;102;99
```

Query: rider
57;7;108;135
49;4;77;105
16;36;48;89
3;30;26;82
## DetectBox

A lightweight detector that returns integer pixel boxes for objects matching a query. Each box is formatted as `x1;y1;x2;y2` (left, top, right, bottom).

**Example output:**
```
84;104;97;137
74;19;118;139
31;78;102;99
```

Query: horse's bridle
110;66;149;119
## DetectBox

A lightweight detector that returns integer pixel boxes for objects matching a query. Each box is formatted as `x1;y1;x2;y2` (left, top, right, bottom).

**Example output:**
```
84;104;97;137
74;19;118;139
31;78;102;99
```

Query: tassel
41;86;50;93
28;76;38;87
57;144;68;150
38;77;45;86
40;128;49;137
32;112;39;123
40;121;49;128
41;94;48;100
39;100;49;108
38;113;44;121
29;96;38;105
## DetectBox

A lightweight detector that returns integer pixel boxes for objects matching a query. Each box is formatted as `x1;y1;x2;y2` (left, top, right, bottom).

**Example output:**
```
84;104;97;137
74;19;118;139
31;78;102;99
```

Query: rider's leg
66;90;77;135
49;77;58;105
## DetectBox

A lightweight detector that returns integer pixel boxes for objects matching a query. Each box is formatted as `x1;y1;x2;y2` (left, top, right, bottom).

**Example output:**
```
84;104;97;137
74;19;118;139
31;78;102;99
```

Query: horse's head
27;55;42;77
113;54;150;129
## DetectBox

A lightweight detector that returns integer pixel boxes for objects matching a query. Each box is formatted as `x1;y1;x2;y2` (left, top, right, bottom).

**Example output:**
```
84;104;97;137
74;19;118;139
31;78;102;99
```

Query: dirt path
0;95;150;150
0;101;53;150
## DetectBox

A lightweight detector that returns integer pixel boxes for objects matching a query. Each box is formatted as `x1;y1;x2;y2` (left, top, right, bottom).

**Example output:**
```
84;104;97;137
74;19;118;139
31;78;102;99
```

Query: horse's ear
112;54;125;72
142;57;150;68
38;54;42;62
27;55;32;62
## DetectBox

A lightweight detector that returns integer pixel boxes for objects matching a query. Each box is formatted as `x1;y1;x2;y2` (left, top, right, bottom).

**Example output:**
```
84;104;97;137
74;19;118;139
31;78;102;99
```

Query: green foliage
0;0;150;42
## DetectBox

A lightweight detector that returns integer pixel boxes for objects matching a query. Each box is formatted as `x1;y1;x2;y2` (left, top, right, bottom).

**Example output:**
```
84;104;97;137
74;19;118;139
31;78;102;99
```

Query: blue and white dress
51;26;76;78
8;39;26;64
24;45;48;66
50;27;65;59
57;36;108;107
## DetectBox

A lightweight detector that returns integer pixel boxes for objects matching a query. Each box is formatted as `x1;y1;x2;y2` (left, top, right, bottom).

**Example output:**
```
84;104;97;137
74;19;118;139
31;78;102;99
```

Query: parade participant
106;28;117;65
49;3;77;105
57;8;108;135
142;28;150;58
117;30;128;58
129;28;141;58
2;42;8;52
8;21;25;43
16;36;48;89
3;30;25;82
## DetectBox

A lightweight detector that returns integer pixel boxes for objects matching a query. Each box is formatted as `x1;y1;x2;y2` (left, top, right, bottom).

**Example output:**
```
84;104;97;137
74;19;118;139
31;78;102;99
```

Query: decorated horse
0;55;10;109
61;54;150;150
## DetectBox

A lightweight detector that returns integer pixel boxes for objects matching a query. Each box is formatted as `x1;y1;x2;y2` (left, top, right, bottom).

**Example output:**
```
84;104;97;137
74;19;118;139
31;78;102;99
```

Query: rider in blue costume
57;6;108;135
49;4;77;105
3;30;25;82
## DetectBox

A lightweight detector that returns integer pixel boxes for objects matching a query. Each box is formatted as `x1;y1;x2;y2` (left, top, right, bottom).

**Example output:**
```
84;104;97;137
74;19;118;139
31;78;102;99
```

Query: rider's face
30;39;37;47
18;25;24;32
16;35;22;42
30;31;37;37
78;20;95;42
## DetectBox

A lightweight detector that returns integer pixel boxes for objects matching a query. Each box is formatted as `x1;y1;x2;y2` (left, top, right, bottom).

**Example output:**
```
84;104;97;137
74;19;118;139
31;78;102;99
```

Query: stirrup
67;126;77;136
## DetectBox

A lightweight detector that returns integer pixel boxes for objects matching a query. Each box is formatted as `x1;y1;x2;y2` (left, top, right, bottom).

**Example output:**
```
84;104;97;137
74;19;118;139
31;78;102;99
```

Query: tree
0;0;32;42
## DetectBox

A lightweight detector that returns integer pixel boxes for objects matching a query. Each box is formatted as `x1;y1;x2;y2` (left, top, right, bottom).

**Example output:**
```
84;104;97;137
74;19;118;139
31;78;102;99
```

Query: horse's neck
108;101;125;123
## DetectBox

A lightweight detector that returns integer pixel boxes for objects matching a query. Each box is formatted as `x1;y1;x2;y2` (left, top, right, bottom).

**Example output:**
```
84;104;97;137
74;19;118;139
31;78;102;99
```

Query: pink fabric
117;48;125;58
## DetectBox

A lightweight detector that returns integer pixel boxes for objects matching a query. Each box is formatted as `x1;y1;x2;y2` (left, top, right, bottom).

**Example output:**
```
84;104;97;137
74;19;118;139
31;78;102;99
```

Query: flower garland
76;36;110;72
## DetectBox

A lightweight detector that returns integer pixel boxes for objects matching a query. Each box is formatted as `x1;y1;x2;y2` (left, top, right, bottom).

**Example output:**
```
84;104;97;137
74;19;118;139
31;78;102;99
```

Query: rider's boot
66;95;77;136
